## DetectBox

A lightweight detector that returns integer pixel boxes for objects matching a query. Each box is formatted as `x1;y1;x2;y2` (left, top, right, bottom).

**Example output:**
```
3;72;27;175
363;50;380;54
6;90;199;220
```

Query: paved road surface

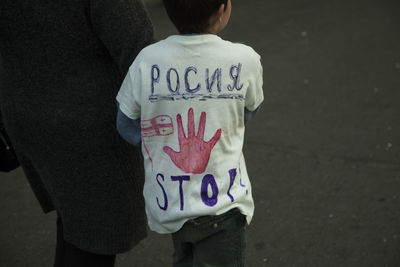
1;0;399;266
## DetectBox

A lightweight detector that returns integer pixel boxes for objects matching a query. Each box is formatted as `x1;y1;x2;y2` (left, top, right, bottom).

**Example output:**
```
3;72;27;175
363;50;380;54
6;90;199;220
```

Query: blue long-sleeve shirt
116;106;142;146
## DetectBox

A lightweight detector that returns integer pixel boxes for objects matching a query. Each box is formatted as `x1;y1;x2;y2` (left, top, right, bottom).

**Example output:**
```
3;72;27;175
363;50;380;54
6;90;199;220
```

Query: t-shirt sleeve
245;54;264;111
116;62;142;120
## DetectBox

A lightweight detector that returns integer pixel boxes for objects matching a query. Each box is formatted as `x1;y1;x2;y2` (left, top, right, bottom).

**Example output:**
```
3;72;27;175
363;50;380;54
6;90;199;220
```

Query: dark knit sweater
0;0;153;254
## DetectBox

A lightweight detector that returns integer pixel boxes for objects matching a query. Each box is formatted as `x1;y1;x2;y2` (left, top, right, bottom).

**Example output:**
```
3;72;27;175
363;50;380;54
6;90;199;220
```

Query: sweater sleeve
89;0;154;75
116;106;142;146
244;106;261;124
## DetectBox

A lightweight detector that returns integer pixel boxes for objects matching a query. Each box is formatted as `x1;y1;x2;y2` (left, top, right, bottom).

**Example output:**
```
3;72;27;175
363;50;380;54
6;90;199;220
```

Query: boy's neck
181;33;215;36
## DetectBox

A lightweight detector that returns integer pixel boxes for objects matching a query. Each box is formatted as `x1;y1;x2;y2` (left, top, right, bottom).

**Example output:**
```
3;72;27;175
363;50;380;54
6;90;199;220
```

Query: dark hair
163;0;228;34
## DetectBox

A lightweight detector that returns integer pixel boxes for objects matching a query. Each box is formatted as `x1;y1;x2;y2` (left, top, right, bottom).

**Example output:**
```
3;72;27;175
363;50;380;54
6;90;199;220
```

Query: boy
116;0;263;266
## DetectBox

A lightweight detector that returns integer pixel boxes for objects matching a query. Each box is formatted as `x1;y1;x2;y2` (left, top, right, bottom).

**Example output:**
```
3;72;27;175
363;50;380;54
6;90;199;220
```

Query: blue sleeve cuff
116;106;142;146
244;106;261;124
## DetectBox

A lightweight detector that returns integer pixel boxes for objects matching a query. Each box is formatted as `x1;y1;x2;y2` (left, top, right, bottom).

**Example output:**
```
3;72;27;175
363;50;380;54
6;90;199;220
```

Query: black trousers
54;217;116;267
172;208;247;267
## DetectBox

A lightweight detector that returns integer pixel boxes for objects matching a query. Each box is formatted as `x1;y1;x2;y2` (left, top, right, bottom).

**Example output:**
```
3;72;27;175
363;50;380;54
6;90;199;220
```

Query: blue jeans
172;208;247;267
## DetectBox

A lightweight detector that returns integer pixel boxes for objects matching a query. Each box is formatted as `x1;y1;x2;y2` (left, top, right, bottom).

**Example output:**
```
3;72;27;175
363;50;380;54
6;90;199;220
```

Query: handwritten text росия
149;63;244;101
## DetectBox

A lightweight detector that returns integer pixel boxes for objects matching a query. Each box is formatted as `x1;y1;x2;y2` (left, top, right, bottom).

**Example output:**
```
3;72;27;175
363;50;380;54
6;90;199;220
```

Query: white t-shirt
116;34;263;234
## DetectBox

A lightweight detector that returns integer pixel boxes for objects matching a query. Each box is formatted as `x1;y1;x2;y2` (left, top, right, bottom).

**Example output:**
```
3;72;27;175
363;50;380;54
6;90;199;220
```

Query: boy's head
163;0;231;34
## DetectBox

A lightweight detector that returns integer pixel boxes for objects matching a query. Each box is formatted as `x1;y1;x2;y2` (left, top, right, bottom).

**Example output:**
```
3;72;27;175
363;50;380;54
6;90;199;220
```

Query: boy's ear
215;4;226;22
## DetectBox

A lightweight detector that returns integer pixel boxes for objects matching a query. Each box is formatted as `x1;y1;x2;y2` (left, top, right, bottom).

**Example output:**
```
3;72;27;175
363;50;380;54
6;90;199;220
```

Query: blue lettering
185;66;201;93
201;174;219;207
206;68;222;93
167;68;180;94
238;167;248;195
171;176;191;211
227;168;237;202
156;173;168;211
151;64;160;95
228;63;244;91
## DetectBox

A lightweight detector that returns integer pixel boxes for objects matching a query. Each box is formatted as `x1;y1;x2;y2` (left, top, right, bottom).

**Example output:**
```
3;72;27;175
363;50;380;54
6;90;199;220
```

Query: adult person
0;0;153;266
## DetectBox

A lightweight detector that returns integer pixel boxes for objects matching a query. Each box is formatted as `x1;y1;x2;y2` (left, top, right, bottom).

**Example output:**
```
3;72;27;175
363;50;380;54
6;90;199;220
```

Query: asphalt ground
1;0;400;266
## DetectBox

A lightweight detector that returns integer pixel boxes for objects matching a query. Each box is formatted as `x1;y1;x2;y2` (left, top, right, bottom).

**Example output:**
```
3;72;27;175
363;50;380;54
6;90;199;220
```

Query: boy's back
117;33;263;233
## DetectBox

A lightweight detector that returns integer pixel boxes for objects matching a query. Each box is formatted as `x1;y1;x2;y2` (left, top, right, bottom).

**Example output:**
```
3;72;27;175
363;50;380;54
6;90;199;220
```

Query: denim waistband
188;208;242;225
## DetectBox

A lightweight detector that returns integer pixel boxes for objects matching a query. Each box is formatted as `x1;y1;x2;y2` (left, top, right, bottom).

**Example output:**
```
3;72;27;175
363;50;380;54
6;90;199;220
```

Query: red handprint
163;108;222;174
